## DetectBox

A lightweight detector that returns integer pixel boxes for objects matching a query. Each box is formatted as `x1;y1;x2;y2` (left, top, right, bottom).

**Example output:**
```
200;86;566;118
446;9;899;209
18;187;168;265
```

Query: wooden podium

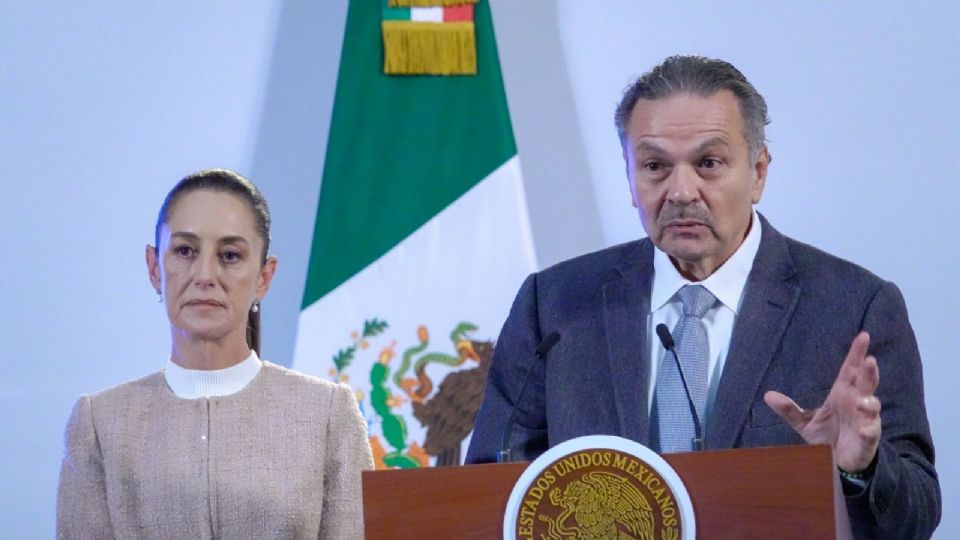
363;444;852;539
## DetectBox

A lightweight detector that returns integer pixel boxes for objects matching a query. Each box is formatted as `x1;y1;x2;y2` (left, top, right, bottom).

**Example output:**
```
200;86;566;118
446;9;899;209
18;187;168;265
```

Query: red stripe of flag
443;4;473;22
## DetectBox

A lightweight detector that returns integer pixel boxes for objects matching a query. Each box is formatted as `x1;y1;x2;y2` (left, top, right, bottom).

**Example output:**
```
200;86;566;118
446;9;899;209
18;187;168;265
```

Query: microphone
497;331;561;463
655;323;704;451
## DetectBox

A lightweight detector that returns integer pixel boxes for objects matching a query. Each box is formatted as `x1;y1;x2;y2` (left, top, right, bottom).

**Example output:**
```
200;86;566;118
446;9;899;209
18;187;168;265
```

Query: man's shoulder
785;235;882;283
762;222;888;297
538;238;651;283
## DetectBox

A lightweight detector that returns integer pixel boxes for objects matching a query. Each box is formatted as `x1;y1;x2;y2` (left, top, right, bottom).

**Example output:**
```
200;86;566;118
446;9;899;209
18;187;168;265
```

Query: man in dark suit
466;56;940;538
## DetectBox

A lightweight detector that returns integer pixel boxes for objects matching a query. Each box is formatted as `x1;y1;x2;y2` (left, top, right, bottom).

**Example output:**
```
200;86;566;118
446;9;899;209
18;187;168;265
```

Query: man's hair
614;55;771;160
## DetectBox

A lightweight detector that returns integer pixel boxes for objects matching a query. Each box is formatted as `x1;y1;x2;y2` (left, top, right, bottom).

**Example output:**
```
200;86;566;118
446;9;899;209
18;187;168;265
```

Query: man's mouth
664;219;709;230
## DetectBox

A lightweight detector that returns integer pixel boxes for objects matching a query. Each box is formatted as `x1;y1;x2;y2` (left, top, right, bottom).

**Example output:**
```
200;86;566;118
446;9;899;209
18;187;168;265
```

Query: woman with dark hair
56;169;373;539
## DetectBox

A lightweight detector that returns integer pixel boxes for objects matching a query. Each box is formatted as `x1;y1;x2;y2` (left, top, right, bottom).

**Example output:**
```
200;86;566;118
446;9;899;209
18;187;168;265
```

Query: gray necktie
651;284;716;453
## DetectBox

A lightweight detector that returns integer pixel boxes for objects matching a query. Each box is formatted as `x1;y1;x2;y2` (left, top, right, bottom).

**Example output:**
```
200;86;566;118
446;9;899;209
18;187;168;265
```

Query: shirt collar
163;349;262;399
650;208;762;314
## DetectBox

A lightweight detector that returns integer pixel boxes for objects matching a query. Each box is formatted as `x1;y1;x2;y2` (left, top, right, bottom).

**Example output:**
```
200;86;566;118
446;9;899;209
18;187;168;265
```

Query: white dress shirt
163;350;262;399
646;210;762;425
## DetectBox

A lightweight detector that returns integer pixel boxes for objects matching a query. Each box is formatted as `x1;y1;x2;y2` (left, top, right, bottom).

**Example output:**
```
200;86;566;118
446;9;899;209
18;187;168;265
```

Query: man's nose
665;166;700;204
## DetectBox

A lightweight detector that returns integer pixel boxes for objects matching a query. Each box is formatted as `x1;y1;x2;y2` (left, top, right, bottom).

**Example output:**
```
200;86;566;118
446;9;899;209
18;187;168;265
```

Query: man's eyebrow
693;137;730;154
632;137;729;156
633;140;667;155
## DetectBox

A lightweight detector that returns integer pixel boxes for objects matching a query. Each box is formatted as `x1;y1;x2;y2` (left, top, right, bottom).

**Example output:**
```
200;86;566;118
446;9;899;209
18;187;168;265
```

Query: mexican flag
292;0;537;469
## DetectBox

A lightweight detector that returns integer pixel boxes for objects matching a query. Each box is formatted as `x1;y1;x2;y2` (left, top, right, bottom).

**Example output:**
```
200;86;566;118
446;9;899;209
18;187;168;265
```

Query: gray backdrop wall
1;2;956;537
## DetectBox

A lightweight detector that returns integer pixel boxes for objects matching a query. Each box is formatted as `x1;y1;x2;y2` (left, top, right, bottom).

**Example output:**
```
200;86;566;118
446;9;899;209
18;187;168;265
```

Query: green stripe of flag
381;6;410;21
302;0;515;308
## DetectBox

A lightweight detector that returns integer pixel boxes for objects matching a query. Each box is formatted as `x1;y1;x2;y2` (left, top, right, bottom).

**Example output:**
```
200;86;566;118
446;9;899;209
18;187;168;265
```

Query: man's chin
659;240;714;264
657;232;713;254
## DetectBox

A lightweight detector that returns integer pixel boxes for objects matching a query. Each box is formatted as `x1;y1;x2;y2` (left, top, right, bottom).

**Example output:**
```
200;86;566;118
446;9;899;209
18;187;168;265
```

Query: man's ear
751;146;770;204
623;146;640;209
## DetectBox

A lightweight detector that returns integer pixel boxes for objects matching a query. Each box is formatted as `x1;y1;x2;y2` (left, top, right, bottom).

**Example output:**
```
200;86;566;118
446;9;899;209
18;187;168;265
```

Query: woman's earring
251;299;259;313
157;290;163;303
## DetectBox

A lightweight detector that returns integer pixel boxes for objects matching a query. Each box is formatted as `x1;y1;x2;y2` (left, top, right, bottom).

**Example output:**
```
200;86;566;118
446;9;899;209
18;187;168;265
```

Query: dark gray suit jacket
466;215;940;539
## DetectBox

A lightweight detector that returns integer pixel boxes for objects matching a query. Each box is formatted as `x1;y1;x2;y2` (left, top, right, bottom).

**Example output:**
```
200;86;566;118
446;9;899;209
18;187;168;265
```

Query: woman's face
146;190;276;345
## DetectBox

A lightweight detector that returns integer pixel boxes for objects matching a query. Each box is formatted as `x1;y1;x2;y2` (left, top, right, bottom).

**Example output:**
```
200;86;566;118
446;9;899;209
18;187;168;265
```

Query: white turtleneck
163;350;262;399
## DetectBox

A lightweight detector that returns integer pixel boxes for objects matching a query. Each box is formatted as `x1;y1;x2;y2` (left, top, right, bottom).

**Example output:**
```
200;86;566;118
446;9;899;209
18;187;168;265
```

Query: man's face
622;90;768;280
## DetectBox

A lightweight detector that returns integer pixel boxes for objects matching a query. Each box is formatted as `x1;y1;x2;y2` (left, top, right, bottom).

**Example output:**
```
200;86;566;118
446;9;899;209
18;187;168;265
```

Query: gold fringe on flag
388;0;477;6
382;21;476;76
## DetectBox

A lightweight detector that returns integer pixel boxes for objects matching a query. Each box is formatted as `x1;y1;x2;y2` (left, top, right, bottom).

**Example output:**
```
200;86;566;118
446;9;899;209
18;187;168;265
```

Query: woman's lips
184;299;224;308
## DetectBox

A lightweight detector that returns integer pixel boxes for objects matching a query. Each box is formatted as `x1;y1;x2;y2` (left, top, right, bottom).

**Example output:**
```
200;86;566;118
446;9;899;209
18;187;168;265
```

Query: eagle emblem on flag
330;318;493;468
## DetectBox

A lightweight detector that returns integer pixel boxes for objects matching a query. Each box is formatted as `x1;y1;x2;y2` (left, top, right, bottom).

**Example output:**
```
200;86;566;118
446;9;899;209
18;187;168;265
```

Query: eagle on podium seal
503;435;696;540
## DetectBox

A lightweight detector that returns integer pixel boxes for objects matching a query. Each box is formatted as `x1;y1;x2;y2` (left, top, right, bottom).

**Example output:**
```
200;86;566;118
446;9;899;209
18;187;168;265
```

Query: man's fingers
839;332;881;396
840;332;871;381
855;355;880;395
763;390;813;432
860;421;882;440
856;395;882;418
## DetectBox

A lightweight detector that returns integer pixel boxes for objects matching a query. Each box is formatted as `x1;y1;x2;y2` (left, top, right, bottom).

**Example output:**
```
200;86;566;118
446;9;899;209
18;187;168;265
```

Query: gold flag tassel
382;21;477;75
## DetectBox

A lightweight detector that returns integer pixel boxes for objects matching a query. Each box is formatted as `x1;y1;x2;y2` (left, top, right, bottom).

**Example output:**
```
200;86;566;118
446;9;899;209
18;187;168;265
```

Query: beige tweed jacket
57;362;374;539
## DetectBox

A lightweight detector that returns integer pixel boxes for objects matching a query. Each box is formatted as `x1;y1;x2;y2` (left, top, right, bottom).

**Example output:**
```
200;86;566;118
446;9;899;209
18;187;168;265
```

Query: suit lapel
707;215;801;449
602;240;654;444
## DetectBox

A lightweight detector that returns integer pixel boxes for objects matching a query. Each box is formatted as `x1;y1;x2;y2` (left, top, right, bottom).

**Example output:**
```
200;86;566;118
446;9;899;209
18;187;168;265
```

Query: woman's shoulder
84;370;167;405
257;361;352;400
65;371;168;437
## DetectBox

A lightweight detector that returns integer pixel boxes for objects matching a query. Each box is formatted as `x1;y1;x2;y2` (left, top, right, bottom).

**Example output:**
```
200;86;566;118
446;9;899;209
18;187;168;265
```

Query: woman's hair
155;168;271;355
